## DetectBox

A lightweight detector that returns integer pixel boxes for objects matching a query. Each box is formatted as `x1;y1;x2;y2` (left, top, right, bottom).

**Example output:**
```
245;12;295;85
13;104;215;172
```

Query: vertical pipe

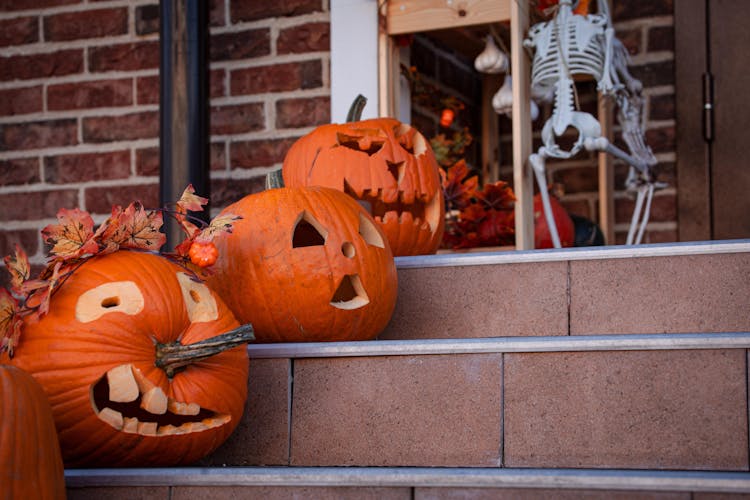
159;0;209;250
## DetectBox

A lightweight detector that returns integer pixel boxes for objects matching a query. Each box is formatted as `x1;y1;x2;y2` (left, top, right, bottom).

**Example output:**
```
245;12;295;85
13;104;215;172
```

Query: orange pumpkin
8;251;250;467
1;365;66;500
534;193;575;248
281;117;445;256
207;186;398;342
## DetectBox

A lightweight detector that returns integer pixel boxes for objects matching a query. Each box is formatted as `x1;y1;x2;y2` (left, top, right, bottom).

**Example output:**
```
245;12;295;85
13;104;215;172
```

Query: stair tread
65;466;750;493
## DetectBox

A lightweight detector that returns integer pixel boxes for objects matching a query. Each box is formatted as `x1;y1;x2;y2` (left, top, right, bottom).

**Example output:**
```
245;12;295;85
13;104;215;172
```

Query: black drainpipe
159;0;209;250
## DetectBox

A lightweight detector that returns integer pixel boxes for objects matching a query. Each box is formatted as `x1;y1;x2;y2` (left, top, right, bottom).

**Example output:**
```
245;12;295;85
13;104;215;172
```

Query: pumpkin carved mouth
344;181;442;234
91;363;229;436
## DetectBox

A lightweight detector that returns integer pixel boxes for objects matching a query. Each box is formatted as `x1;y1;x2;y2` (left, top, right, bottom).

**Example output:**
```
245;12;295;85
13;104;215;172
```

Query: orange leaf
3;244;31;293
442;160;477;210
0;288;23;358
42;208;99;260
116;202;166;251
176;184;209;214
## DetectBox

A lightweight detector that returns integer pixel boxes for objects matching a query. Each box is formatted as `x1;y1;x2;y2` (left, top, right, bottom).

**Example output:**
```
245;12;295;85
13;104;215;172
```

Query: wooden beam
387;0;510;35
511;0;534;250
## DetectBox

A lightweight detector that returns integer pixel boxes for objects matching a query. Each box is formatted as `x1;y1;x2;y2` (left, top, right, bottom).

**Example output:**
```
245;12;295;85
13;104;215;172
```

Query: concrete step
65;466;750;498
383;240;750;339
190;332;750;471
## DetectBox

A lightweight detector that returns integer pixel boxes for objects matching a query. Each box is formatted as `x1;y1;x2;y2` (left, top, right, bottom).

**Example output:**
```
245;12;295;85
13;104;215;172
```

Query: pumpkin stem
155;323;254;378
346;94;368;122
265;169;285;189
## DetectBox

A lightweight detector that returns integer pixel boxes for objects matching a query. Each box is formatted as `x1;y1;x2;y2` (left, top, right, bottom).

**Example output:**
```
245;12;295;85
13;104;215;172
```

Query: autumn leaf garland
0;185;240;357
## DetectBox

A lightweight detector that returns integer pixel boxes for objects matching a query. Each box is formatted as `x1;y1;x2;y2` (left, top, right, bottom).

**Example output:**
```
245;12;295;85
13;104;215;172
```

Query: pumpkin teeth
91;363;231;436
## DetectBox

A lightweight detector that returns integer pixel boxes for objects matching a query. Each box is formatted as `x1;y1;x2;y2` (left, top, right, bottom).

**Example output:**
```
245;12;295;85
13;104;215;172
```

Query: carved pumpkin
8;251;250;467
281;117;445;256
207;186;398;342
1;365;66;500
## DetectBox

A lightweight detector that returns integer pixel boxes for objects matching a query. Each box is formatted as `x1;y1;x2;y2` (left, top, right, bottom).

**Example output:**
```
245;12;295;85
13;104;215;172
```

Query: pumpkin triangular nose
330;274;369;310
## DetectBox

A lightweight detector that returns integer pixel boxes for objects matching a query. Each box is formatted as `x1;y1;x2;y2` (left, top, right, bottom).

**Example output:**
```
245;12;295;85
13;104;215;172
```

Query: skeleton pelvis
542;111;602;159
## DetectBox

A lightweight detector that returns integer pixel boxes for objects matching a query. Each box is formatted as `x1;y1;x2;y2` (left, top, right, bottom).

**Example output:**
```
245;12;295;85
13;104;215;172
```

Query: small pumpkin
534;193;575;248
7;250;251;467
207;186;398;342
281;117;445;256
1;365;66;500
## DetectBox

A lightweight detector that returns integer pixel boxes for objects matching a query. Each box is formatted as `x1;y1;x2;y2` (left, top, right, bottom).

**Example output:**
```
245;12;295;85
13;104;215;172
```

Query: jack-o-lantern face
10;251;248;467
207;186;398;343
282;118;445;256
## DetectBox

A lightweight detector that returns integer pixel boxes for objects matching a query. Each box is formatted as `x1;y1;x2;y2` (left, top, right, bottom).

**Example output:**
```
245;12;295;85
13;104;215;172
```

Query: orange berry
188;240;219;267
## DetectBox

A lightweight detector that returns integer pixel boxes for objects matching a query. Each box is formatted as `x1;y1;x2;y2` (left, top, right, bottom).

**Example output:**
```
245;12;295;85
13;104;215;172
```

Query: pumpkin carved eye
359;212;385;248
337;129;386;156
293;211;327;247
75;281;144;323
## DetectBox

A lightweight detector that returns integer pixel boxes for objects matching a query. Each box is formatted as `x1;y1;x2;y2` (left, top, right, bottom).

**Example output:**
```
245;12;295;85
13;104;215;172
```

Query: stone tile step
383;240;750;339
65;467;750;499
195;332;750;470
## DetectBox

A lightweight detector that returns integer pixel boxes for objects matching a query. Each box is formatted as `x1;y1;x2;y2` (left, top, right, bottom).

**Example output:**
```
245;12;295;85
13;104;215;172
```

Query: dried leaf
477;181;516;211
442;160;477;210
117;202;166;251
42;208;99;260
0;288;23;358
25;261;62;316
176;184;209;214
194;213;242;243
3;244;31;292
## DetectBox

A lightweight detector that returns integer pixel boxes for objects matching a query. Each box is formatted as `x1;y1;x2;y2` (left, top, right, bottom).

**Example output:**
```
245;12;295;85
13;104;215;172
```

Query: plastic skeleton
523;0;664;246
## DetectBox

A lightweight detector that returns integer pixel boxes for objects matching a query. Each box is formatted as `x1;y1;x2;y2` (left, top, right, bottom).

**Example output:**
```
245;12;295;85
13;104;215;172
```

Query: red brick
0;189;78;221
82;111;159;143
47;78;133;110
84;183;159;215
210;142;225;171
209;177;265;208
136;75;159;105
0;0;77;11
629;60;675;88
230;60;322;95
0;157;40;185
44;150;131;184
0;16;38;47
210;69;225;98
210;28;270;61
616;28;642;56
276;96;330;129
44;7;127;42
135;4;159;35
0;119;77;151
649;94;675;121
230;137;298;170
648;26;675;52
135;147;158;176
277;22;329;54
0;86;42;117
642;228;678;244
615;192;676;224
552;165;598;194
0;49;83;81
209;0;224;26
89;41;159;72
0;229;39;261
230;0;322;23
613;0;673;21
211;102;264;135
644;125;675;154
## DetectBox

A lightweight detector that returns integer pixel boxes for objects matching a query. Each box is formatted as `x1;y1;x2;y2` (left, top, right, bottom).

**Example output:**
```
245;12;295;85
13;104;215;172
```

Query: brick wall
0;0;330;277
498;0;676;244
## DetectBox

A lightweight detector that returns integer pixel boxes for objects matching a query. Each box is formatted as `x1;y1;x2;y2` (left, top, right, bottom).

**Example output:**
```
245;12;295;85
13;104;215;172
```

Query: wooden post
481;75;501;184
598;93;615;244
511;0;534;249
159;0;209;250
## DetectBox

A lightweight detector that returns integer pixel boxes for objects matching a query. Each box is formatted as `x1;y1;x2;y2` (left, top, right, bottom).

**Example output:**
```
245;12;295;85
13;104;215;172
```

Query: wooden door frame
674;0;712;241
